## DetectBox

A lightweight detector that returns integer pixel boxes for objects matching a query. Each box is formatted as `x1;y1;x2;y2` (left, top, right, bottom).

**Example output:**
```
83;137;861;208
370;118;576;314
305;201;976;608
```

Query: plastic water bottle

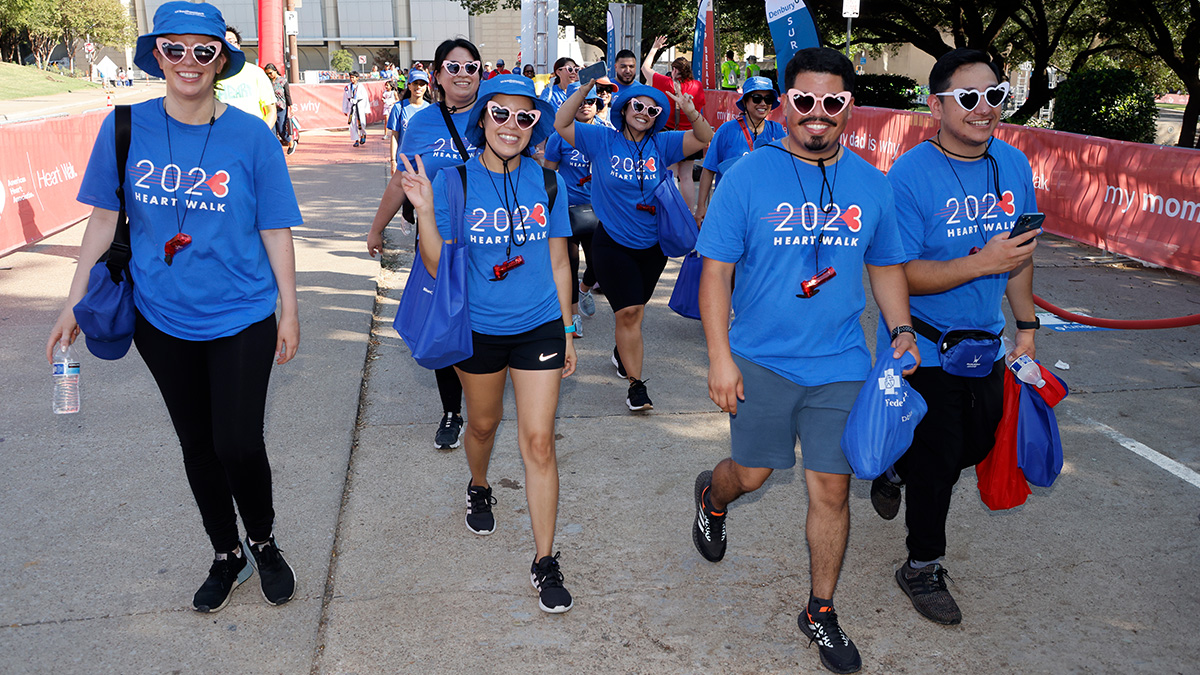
1008;353;1045;388
52;343;80;414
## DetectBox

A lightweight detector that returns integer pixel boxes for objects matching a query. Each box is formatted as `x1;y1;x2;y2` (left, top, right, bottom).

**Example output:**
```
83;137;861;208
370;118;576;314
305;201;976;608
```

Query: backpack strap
106;105;132;283
541;166;558;213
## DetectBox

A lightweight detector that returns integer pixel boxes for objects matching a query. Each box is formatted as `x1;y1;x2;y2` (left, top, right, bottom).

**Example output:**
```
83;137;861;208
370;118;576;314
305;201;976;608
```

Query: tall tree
1104;0;1200;147
59;0;132;71
24;0;59;69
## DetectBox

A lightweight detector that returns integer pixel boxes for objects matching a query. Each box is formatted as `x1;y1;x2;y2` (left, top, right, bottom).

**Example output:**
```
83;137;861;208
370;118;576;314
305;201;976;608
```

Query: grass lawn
0;61;100;100
1157;103;1186;111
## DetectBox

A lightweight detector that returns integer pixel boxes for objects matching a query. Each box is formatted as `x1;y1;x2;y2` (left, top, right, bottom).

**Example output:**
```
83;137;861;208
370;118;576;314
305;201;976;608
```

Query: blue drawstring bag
841;352;928;479
1016;371;1068;487
393;167;472;369
653;170;699;257
668;251;703;320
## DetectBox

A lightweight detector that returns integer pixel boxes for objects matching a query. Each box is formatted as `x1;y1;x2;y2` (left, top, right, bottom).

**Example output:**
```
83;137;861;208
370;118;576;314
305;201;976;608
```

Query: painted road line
1087;418;1200;489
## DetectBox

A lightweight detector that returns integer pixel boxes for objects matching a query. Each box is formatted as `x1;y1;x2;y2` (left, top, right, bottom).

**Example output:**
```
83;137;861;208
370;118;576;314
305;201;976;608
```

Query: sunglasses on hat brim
156;38;222;66
934;82;1010;112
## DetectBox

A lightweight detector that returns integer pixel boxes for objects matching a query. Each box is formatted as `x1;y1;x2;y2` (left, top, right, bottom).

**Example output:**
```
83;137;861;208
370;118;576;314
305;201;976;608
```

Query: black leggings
134;312;278;553
435;366;462;414
568;205;599;303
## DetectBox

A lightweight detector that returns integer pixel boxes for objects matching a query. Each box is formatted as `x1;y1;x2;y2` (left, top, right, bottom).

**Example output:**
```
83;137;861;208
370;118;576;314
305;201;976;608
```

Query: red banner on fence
289;81;389;130
702;91;1200;276
0;111;105;257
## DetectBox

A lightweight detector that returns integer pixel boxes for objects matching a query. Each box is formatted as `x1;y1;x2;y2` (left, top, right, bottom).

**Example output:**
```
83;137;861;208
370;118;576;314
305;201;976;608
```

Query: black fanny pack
912;317;1000;378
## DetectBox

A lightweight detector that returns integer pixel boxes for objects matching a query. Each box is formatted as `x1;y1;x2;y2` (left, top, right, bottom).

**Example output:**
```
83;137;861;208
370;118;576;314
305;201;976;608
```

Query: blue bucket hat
580;86;605;111
133;2;245;81
610;84;670;135
465;74;556;148
72;264;136;360
737;76;781;111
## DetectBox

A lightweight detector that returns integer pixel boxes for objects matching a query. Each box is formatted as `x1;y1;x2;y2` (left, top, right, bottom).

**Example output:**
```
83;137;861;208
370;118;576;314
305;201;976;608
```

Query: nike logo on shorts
539;353;558;362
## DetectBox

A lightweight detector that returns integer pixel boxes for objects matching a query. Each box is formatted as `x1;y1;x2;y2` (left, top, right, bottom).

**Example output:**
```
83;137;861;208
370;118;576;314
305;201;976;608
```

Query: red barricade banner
289;81;388;131
0;110;105;257
701;91;1200;276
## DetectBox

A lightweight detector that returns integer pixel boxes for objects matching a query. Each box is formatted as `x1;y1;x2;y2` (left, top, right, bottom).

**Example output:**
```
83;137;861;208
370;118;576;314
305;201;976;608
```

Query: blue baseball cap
610;84;670;135
465;74;556;148
133;2;245;81
408;69;429;83
737;76;780;111
72;264;136;361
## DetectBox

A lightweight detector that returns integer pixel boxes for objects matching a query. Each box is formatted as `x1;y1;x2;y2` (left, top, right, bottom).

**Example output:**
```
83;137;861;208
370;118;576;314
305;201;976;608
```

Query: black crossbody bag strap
439;103;470;161
105;105;133;283
910;316;943;345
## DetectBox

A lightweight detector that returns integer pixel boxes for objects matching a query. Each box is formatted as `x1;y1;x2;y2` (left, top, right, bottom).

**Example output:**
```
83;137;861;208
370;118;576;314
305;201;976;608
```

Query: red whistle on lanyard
164;233;192;266
796;267;837;298
492;255;525;281
635;203;657;215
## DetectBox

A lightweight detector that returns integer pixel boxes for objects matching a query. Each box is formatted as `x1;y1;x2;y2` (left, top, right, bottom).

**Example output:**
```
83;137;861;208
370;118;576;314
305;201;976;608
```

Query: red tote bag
976;369;1032;510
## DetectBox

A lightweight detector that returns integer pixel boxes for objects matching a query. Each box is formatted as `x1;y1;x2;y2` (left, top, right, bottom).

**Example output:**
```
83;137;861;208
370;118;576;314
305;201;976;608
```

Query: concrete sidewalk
0;82;164;124
1;151;1198;674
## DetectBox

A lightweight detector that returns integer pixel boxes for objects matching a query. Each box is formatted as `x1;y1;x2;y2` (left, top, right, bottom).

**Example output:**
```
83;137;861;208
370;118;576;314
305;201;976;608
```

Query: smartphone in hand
1009;212;1044;246
577;61;607;85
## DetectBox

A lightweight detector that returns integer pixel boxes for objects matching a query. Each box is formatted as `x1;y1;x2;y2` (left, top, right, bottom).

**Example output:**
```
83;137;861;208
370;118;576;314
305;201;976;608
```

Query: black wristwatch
1015;318;1040;331
890;325;916;341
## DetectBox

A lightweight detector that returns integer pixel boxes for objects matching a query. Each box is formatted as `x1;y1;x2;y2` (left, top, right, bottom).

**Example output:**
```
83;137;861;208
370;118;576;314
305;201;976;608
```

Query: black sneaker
244;536;296;606
611;346;627;379
530;552;573;613
896;563;962;625
870;474;903;520
626;378;653;411
192;546;253;613
692;471;726;562
435;411;463;449
465;482;497;535
798;607;862;674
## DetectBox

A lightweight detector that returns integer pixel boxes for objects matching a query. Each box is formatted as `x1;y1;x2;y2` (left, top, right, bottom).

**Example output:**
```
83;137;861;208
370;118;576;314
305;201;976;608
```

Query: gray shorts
729;354;861;475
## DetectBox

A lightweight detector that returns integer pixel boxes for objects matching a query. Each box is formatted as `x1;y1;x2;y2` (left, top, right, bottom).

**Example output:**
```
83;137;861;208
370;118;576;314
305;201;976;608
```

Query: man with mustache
869;49;1040;627
690;47;918;675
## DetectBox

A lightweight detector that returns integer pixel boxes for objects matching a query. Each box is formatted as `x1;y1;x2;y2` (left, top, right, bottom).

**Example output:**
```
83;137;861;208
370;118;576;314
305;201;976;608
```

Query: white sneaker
572;314;584;339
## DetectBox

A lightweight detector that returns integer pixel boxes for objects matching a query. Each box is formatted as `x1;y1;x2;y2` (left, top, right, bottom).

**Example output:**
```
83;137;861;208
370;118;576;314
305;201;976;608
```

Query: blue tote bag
668;251;703;320
653;170;699;258
1016;371;1068;488
841;352;928;479
393;167;472;370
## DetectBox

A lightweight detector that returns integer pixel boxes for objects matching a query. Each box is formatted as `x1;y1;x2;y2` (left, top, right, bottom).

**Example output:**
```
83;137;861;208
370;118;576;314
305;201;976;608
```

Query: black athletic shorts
590;223;668;313
456;319;566;374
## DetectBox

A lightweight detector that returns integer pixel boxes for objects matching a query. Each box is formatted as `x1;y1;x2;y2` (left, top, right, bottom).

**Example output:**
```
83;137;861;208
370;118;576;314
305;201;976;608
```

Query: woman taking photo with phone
46;1;302;614
368;39;483;451
553;77;712;412
396;74;576;614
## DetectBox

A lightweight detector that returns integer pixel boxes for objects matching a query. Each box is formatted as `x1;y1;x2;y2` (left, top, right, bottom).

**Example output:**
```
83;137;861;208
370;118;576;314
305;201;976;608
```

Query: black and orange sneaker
691;471;726;561
798;605;862;674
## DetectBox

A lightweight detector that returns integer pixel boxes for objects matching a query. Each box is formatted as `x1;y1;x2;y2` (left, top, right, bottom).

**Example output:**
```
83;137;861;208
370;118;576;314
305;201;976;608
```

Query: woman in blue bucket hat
396;74;577;614
696;76;787;226
553;76;713;412
47;1;301;614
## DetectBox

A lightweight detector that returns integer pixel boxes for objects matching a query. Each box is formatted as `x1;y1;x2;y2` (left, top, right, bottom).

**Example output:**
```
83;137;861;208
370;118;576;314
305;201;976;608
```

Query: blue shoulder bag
841;351;928;479
653;170;699;258
393;166;473;369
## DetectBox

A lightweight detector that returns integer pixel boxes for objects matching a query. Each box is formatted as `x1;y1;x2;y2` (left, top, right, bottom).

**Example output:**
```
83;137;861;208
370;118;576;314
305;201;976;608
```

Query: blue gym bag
668;250;703;320
653;170;699;257
841;351;928;479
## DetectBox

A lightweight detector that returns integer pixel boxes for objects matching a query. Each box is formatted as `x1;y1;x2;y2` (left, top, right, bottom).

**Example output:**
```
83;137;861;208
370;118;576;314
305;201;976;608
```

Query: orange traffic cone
106;94;113;107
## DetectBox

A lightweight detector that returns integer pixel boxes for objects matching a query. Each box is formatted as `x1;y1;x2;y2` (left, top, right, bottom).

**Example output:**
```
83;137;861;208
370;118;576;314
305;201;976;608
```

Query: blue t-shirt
571;122;687;249
386;99;430;148
77;99;302;341
544;130;595;206
696;143;907;386
398;103;479;177
539;81;581;111
432;157;571;335
701;116;786;183
873;139;1038;365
